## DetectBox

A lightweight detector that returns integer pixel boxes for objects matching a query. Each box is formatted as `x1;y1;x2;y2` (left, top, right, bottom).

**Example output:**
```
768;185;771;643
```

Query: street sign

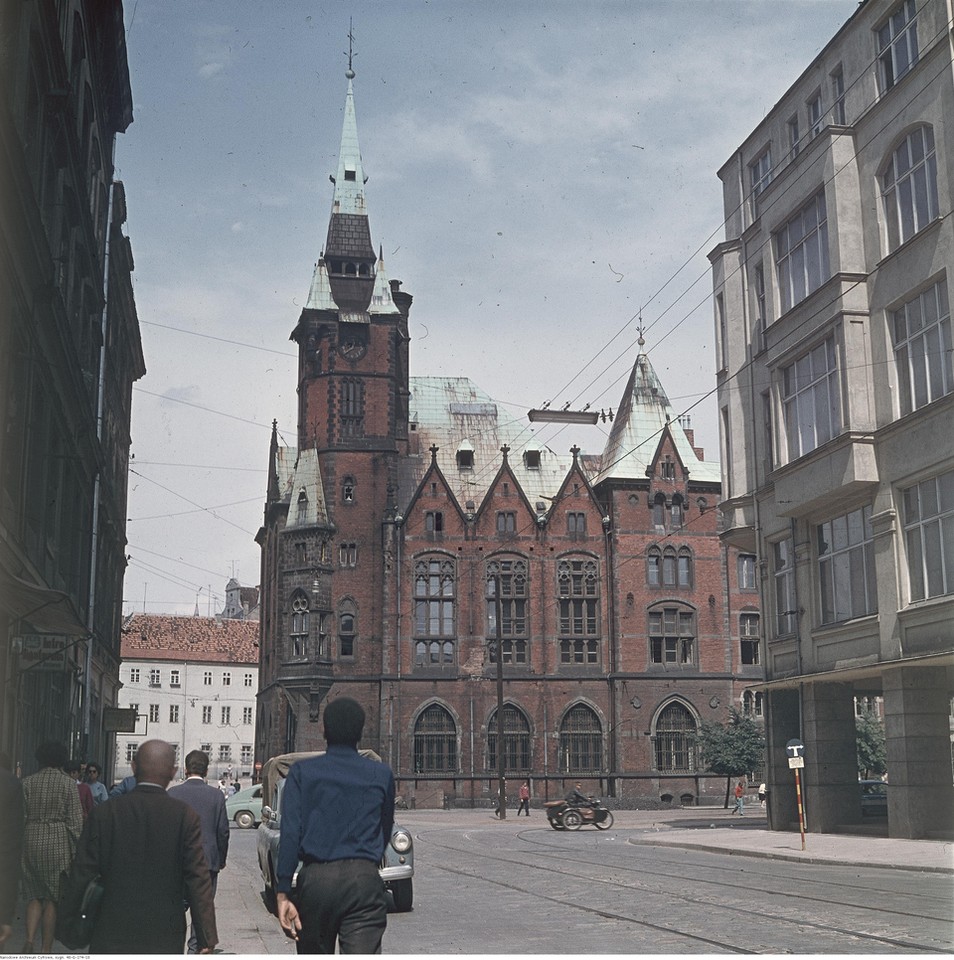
17;634;70;671
786;738;805;759
103;707;139;733
788;756;805;769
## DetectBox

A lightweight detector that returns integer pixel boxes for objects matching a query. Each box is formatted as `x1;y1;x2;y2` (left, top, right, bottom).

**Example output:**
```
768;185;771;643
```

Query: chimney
389;278;413;318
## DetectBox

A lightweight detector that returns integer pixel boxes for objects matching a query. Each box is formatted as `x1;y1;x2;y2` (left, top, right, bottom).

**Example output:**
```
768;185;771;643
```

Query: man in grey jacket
169;750;229;954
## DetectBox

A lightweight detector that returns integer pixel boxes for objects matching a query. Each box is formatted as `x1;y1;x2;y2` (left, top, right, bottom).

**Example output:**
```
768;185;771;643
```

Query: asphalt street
216;807;953;955
6;807;951;954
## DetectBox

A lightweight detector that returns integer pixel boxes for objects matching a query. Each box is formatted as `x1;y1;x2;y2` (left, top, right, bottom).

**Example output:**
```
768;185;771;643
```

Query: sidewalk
623;812;954;873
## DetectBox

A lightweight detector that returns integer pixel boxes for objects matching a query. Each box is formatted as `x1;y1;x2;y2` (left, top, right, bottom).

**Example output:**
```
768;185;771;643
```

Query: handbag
56;874;104;949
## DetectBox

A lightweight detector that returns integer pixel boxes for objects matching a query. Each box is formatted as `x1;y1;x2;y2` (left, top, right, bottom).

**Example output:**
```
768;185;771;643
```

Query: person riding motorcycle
564;782;590;807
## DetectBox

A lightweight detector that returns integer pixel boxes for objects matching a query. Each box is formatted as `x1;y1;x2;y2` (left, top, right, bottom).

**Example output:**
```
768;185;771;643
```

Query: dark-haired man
277;697;395;954
169;749;229;953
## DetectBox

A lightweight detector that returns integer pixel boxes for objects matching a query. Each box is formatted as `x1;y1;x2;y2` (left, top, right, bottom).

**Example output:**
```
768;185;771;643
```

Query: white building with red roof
116;613;259;786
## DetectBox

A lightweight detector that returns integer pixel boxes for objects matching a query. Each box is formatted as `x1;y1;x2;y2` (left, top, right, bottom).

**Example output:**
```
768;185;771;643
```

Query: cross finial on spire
346;19;356;79
637;308;645;349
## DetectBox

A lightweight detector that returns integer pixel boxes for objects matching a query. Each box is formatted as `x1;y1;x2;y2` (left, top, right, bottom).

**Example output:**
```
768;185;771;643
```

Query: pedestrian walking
84;763;109;805
276;697;394;954
169;749;229;954
21;741;84;953
494;778;507;818
64;759;94;819
0;752;24;949
733;779;746;816
758;782;766;807
59;739;217;954
517;780;531;816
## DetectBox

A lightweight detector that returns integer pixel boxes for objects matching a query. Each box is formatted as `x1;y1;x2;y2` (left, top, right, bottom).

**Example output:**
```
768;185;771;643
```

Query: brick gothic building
256;67;761;807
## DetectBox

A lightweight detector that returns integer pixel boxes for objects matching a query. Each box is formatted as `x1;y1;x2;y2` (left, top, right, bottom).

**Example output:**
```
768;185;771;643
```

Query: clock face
339;338;366;361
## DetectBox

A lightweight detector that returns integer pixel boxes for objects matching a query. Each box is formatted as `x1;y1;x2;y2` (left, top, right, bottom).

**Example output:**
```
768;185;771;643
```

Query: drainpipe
84;138;117;755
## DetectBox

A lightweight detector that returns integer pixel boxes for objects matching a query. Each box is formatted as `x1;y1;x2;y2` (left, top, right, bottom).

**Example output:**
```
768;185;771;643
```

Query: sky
117;0;860;617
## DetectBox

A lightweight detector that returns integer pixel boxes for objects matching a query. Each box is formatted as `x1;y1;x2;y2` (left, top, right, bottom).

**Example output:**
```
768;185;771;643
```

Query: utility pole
493;574;506;819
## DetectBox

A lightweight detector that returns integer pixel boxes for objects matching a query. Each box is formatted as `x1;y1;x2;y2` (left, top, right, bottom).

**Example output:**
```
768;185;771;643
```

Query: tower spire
324;23;376;315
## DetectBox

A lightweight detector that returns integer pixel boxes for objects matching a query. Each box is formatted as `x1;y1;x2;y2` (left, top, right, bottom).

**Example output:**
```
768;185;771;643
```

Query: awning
0;566;89;637
752;650;954;691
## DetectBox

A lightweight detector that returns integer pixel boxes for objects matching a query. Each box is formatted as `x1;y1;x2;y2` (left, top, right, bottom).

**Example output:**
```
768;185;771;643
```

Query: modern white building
115;614;259;786
710;0;953;839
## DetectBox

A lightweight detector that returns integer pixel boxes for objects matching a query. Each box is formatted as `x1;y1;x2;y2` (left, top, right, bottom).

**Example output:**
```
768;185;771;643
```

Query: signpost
786;738;806;850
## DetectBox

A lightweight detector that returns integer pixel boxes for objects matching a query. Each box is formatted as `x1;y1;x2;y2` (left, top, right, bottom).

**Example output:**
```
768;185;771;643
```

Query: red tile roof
121;614;259;665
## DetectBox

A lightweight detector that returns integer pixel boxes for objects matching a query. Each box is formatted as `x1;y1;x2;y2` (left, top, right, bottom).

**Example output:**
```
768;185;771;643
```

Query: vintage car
256;750;413;913
860;779;888;817
225;783;263;829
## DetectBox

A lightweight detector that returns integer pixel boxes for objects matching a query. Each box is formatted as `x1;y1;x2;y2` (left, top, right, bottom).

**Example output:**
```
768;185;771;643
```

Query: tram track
412;824;954;953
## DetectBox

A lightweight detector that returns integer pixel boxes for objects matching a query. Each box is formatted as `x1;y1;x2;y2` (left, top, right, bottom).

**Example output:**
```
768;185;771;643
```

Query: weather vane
345;19;356;78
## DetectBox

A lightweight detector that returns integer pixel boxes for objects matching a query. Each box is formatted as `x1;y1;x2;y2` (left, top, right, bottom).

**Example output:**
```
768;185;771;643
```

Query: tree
698;708;766;808
856;712;886;779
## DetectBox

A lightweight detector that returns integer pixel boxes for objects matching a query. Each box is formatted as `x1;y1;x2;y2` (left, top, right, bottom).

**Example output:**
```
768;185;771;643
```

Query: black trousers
296;859;388;954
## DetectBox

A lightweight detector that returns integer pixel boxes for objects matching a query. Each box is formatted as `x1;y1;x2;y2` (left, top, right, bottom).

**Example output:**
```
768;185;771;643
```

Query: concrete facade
0;0;143;774
116;613;259;786
710;0;954;838
255;68;764;809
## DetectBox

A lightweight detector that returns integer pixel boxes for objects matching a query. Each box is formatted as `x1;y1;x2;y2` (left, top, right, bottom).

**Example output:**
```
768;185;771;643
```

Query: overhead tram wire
127;10;950;538
547;0;947;406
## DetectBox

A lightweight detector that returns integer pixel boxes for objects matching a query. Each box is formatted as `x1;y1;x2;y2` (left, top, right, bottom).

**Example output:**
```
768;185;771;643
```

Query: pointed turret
324;65;376;316
596;336;721;484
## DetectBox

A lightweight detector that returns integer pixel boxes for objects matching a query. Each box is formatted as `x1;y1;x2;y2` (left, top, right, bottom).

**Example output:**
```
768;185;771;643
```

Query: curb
626;836;954;874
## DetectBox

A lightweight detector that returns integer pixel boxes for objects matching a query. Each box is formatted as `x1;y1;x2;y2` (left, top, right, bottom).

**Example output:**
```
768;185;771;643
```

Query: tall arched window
486;557;528;664
677;547;693;587
652;493;666;528
647;546;661;586
881;126;938;251
662;547;677;586
413;704;457;773
413;557;456;667
671;494;684;529
289;592;309;659
487;704;531;773
559;704;602;774
338;600;356;658
557;557;600;665
654;701;697;772
340;379;364;437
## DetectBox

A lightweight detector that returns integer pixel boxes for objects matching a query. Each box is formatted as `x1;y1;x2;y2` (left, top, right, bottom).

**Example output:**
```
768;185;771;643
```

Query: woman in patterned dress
21;741;83;953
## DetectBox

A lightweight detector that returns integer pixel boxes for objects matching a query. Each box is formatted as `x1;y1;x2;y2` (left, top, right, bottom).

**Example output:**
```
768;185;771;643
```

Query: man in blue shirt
277;698;394;954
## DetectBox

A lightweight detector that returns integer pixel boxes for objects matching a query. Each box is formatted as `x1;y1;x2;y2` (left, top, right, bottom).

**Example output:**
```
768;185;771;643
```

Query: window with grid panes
902;469;954;601
221;706;231;725
413;557;456;666
876;0;918;94
413;703;458;773
558;558;600;665
243;707;253;725
496;511;516;535
149;669;160;687
202;706;212;724
241;745;253;765
486;704;531;773
649;607;695;665
290;592;309;657
148;704;159;723
738;554;757;591
882;127;938;251
892;279;951;416
775;190;830;313
486;558;528;664
169;704;179;724
774;538;797;635
654;702;696;772
740;613;761;665
558;704;602;774
782;336;840;460
817;505;877;623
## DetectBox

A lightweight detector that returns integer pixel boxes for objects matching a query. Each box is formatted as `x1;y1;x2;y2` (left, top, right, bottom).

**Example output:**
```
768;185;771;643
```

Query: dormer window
524;449;541;469
457;443;474;470
661;459;676;480
344;168;356;181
